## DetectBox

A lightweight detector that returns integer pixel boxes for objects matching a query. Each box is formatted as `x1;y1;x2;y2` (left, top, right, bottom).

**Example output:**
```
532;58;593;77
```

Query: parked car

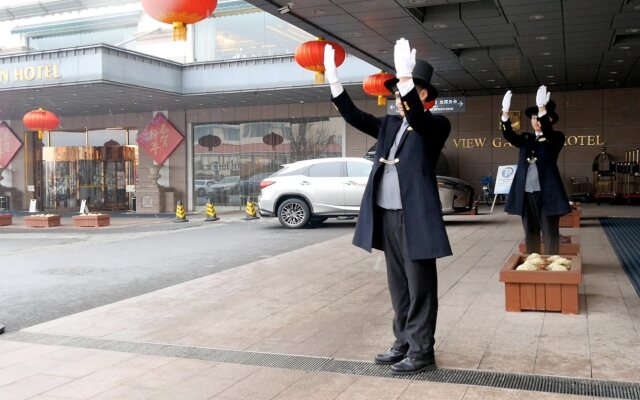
210;176;240;193
259;157;475;228
240;172;273;197
194;179;217;196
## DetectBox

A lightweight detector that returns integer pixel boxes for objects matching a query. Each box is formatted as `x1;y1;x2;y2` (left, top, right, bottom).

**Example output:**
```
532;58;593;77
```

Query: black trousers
381;209;438;359
522;191;560;255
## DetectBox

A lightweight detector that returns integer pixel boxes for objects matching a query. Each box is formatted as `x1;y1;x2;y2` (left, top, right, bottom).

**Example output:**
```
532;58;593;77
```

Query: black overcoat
501;114;571;217
332;88;452;260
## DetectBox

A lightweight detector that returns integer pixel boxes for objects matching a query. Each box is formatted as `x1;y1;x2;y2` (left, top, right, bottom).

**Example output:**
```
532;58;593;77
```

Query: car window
307;162;343;178
347;162;372;177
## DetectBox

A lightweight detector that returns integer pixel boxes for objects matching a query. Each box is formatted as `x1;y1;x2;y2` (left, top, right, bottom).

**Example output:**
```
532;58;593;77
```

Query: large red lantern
141;0;218;41
363;71;395;106
295;38;346;84
23;108;59;140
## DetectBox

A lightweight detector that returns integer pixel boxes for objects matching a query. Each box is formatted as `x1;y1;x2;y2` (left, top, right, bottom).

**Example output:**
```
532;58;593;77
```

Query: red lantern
363;71;395;106
141;0;218;41
23;108;59;140
424;99;436;110
295;38;345;84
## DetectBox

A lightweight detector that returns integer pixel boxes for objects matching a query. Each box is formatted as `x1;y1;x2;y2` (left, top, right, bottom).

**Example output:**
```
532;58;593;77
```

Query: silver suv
258;157;371;228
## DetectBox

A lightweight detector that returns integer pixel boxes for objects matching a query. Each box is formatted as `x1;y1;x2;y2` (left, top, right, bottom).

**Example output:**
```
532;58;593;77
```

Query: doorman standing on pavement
500;86;571;255
324;38;452;375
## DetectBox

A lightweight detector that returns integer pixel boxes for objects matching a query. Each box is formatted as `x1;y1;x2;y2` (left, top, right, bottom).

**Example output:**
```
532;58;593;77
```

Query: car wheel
277;198;310;229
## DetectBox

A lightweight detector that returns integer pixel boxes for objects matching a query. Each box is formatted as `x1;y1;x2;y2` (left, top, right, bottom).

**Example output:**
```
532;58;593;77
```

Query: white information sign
491;165;517;213
79;199;89;214
28;199;38;213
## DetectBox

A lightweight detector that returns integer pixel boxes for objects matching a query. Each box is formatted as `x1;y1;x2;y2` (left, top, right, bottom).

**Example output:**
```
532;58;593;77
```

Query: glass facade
193;118;345;207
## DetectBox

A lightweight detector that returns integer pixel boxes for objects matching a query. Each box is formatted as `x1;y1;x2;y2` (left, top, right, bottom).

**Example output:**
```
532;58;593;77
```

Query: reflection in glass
193;118;344;208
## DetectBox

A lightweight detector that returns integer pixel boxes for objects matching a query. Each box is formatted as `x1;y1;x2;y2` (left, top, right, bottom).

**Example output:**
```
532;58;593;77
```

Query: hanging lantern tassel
38;130;44;140
295;38;346;85
173;22;187;41
140;0;218;42
363;71;395;107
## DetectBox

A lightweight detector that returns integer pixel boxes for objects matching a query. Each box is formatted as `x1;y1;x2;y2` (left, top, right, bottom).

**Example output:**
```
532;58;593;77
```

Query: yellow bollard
175;200;188;222
243;197;259;220
205;199;220;221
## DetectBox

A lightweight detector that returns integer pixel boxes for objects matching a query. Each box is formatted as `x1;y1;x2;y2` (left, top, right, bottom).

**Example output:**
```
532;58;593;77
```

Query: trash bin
0;196;8;211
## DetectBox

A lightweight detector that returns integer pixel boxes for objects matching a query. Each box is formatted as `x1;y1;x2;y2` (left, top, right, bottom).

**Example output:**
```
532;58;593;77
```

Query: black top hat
384;59;439;101
525;100;559;124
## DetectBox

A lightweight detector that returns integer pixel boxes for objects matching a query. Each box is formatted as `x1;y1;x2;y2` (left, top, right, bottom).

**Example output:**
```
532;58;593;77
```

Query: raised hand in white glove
323;44;339;85
536;85;550;107
502;90;512;113
394;38;416;79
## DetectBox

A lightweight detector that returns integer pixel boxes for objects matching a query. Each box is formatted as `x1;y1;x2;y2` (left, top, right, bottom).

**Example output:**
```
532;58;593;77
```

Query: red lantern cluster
141;0;218;41
295;38;346;84
23;108;59;140
363;71;395;106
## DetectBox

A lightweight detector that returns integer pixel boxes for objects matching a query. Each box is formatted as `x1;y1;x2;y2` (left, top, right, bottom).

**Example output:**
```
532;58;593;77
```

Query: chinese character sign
137;113;184;165
0;122;22;168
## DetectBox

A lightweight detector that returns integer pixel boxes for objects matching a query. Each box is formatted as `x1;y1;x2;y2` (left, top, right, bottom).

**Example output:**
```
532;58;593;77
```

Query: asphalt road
0;216;357;333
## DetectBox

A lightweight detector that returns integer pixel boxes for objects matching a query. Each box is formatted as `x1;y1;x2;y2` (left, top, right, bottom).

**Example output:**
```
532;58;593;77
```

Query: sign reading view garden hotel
0;64;61;83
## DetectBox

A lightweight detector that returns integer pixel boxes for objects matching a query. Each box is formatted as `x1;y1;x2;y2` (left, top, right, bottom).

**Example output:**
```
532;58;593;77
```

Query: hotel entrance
36;129;138;211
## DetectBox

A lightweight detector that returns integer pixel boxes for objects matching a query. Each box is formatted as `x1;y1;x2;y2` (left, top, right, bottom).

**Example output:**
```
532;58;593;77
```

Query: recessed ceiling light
468;57;477;61
529;15;544;20
148;95;153;98
433;24;448;29
546;75;555;78
614;59;624;63
104;98;109;101
378;49;389;53
479;69;487;72
635;5;640;10
625;28;640;33
120;108;126;111
451;43;464;48
544;64;554;68
487;79;495;82
535;36;547;40
494;85;501;89
610;71;618;74
607;79;615;82
433;82;439;85
311;9;326;15
346;32;361;37
410;0;426;3
548;82;556;85
619;46;631;50
540;52;551;56
175;99;181;102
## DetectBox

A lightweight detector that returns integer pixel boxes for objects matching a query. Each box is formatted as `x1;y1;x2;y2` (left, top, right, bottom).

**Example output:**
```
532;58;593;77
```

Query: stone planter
72;214;110;227
518;235;580;255
24;215;61;228
0;214;12;226
499;254;582;314
559;203;581;228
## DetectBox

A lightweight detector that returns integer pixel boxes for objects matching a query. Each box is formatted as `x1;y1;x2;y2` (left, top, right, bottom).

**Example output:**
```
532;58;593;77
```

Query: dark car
365;147;474;215
240;172;273;198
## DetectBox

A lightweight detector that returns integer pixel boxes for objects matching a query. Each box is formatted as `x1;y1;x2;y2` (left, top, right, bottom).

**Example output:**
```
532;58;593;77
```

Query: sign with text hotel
0;64;61;84
453;135;605;148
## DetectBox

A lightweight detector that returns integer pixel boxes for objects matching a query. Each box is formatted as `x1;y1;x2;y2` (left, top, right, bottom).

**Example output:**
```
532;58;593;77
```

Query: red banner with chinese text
136;113;184;165
0;122;22;168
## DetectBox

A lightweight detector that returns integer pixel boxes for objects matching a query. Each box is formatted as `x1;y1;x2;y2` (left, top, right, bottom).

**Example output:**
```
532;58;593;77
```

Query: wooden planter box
72;214;110;227
24;215;61;228
518;235;580;255
499;254;582;314
559;204;581;228
0;214;12;226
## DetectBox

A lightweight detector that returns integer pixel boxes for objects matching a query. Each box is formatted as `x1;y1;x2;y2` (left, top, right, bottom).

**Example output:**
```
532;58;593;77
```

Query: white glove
323;44;343;97
393;38;416;79
536;85;550;107
502;90;512;113
323;44;339;85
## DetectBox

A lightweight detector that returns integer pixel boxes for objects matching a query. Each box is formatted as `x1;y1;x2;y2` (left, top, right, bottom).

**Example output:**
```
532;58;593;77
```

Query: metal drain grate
4;331;640;399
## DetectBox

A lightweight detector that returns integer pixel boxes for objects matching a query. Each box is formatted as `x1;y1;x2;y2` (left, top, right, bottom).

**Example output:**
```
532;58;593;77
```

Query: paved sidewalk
1;204;639;399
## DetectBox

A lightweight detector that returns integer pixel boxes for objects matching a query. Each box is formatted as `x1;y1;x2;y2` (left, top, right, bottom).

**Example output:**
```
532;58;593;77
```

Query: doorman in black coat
501;86;571;255
324;38;451;375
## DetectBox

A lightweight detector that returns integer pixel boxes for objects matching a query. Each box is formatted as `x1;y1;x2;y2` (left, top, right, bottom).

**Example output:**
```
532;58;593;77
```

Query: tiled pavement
1;204;639;399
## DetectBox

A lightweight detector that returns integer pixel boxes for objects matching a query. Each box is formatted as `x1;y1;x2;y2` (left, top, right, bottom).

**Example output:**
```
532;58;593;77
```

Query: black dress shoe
390;356;436;375
374;348;407;365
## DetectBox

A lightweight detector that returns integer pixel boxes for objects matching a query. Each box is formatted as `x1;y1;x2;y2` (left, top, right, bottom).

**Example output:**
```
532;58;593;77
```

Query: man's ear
418;88;429;102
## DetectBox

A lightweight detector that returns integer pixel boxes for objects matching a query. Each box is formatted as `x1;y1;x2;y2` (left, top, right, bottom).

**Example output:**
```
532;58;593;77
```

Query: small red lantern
424;99;436;110
141;0;218;41
295;38;346;84
363;71;395;106
23;108;59;140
